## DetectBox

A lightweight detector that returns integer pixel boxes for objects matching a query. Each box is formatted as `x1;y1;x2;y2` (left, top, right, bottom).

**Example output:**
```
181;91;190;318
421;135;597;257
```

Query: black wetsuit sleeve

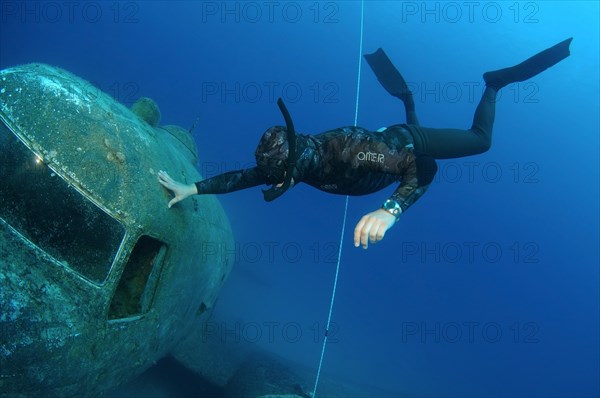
390;154;437;212
194;167;267;195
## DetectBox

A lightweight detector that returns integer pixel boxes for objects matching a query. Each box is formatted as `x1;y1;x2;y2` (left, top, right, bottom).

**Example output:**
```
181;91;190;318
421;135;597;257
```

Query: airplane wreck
0;63;234;396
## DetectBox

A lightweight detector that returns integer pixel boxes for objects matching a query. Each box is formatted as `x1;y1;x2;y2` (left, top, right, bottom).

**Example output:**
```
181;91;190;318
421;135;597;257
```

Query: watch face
384;200;399;214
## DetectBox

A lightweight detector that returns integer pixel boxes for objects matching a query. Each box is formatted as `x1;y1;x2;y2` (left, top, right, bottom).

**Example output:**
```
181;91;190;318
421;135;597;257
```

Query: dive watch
382;199;402;221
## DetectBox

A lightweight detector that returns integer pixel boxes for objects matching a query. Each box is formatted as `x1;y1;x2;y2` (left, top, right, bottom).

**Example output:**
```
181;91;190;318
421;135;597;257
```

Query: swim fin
364;48;413;104
483;37;573;90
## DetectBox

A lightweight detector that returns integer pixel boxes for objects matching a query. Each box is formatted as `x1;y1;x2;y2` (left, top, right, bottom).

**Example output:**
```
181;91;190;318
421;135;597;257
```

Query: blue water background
1;1;598;397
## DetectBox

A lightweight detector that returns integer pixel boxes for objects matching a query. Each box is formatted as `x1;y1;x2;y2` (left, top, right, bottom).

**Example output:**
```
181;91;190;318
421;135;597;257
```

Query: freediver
158;38;572;249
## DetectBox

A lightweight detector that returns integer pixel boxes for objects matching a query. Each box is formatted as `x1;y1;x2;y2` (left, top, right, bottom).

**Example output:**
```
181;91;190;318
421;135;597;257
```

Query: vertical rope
311;1;364;397
353;1;365;127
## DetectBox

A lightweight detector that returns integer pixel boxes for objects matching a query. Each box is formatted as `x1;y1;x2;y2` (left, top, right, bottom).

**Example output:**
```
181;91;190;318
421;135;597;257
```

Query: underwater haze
1;1;599;397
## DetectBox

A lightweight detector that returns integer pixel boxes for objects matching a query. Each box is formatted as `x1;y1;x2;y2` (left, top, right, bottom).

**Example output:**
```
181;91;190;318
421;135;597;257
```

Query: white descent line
311;0;365;397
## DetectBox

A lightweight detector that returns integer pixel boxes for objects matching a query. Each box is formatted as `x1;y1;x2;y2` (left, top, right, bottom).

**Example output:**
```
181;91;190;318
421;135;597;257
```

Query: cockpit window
0;120;125;283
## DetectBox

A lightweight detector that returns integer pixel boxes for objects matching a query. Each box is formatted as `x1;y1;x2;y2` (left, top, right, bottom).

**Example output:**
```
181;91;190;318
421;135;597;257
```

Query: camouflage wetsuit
194;124;437;213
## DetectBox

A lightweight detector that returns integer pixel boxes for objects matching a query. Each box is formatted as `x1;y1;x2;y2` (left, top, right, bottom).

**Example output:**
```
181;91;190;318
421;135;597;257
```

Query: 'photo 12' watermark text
1;1;140;24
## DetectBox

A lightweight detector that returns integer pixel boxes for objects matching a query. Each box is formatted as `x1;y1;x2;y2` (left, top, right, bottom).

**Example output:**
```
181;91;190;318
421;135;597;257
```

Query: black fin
483;37;573;90
364;48;412;103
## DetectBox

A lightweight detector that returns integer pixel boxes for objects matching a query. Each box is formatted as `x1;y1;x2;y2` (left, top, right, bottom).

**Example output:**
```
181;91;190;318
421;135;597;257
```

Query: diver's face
256;156;285;186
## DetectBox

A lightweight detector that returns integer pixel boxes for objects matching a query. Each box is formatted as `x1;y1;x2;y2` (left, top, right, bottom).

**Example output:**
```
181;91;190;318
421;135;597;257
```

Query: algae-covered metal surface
0;64;234;396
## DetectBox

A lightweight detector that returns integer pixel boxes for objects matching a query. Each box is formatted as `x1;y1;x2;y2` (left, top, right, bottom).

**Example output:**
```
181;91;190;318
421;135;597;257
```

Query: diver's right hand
157;170;197;208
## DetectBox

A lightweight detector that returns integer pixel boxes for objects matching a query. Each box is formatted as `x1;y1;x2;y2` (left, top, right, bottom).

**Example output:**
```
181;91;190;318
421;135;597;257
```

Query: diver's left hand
354;209;397;249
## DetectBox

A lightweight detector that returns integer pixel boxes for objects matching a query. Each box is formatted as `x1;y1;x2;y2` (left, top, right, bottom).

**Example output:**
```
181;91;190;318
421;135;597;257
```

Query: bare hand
157;170;197;208
354;209;397;249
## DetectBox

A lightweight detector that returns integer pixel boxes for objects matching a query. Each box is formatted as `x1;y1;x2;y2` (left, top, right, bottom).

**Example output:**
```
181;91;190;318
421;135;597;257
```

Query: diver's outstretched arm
159;167;268;207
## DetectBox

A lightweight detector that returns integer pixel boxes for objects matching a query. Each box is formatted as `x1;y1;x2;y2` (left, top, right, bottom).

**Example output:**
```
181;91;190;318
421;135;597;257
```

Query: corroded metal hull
0;64;233;396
